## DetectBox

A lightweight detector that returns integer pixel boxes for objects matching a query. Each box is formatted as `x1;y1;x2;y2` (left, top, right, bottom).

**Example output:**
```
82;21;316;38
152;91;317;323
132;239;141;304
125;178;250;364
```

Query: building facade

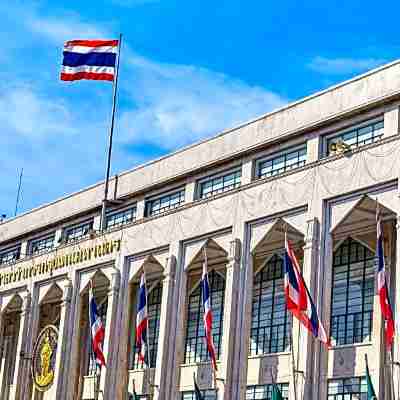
0;61;400;400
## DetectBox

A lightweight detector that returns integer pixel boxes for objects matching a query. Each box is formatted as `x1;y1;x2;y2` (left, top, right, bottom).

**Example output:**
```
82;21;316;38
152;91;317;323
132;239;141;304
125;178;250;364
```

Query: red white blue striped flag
376;207;395;348
89;284;106;367
136;272;149;365
284;236;330;346
61;39;118;82
201;251;217;371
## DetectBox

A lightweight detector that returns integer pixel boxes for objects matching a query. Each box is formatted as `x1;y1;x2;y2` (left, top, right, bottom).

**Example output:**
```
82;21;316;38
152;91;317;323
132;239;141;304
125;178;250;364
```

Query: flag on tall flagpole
284;235;330;346
376;205;395;348
365;355;377;399
61;39;119;82
136;272;149;366
201;249;218;371
89;283;106;367
272;383;284;400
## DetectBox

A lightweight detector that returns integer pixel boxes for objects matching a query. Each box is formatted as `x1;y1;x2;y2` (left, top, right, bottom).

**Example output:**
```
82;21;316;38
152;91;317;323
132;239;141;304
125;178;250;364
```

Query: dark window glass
199;170;241;199
250;254;291;355
0;245;21;265
184;270;225;364
64;220;93;243
326;119;384;155
328;377;367;399
246;383;289;400
146;190;185;217
134;282;163;369
181;390;218;400
106;206;137;230
330;238;375;345
258;146;307;178
30;234;55;255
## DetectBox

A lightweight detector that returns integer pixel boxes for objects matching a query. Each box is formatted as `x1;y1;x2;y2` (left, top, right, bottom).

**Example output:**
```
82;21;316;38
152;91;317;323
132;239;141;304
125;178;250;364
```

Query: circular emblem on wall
31;325;59;392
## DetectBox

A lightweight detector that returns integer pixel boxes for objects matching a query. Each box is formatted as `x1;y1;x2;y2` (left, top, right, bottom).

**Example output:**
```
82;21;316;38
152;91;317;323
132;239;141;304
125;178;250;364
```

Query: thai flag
284;236;330;346
136;273;149;365
61;39;118;82
376;209;395;348
89;285;106;367
201;254;218;371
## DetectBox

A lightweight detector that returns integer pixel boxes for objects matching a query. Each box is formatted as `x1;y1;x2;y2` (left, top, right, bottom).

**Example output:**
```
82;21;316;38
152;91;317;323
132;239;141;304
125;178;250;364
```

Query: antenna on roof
14;168;23;217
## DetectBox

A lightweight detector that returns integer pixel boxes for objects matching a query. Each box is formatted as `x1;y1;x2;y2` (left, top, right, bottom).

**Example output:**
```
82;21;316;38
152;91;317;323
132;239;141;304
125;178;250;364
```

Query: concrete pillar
99;270;120;399
52;280;73;399
219;239;241;399
154;255;177;400
306;134;321;163
241;157;253;185
384;104;400;138
9;291;31;400
136;196;146;220
185;181;197;203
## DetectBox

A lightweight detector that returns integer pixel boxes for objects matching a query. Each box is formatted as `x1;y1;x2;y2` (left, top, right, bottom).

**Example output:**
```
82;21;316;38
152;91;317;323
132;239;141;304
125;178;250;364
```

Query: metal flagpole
100;33;123;231
14;168;23;216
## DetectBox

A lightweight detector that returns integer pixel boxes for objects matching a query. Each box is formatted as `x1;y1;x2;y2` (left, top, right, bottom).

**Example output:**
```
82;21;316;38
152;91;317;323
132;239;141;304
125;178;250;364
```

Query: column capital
228;238;241;265
21;291;31;315
62;280;73;305
303;217;319;250
108;270;121;295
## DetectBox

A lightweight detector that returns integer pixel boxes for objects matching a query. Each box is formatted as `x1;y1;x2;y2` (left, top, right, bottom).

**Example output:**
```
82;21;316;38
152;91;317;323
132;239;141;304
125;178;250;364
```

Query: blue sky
1;0;399;216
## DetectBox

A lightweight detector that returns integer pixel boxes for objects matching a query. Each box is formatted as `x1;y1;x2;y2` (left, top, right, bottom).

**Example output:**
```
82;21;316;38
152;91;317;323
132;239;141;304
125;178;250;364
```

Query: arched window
184;270;225;364
250;254;291;355
134;282;163;369
330;238;375;345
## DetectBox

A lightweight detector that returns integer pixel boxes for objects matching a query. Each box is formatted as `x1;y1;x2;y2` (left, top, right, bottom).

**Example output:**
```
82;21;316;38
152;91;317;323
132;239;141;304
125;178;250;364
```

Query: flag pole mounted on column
100;33;123;231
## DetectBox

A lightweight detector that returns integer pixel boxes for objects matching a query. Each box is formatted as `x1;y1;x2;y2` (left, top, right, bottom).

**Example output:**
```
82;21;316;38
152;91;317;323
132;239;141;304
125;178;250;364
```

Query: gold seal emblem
31;325;59;392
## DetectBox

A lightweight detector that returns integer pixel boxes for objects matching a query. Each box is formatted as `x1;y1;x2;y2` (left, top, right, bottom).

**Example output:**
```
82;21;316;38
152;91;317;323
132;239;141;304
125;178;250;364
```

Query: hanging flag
131;380;140;400
365;355;377;399
284;236;330;346
201;250;218;371
136;272;149;366
89;284;106;367
193;374;205;400
272;383;284;400
376;206;395;348
61;39;119;82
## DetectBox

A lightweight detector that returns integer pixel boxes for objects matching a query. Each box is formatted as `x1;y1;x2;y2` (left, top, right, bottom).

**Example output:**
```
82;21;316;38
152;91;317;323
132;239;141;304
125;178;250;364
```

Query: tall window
106;206;137;230
250;255;291;355
328;377;367;399
0;245;21;265
64;220;93;243
145;189;185;217
326;118;384;156
330;238;375;345
198;169;242;199
184;270;225;364
29;233;55;255
134;282;163;369
257;145;307;179
182;390;218;400
246;383;289;400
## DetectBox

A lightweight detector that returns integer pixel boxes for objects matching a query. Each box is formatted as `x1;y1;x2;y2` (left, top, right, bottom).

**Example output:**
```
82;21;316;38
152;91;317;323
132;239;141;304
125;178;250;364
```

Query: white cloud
308;56;387;75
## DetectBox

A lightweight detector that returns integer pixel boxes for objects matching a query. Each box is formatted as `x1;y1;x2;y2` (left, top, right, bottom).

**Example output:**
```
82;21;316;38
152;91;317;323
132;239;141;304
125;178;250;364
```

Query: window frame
105;204;137;230
28;232;56;256
63;219;94;244
181;389;218;400
323;116;384;156
0;244;21;265
255;144;308;179
196;167;242;200
327;376;367;399
246;383;289;400
145;187;186;217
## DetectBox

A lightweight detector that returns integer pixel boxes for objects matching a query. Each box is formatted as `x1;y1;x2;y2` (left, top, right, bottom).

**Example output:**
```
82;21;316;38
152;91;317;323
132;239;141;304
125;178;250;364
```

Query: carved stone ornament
31;325;59;392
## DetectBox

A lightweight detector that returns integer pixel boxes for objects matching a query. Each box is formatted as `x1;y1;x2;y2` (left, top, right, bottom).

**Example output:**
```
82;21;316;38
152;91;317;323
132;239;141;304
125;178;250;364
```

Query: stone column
154;255;177;400
219;239;241;399
9;291;31;400
99;270;120;399
51;280;73;399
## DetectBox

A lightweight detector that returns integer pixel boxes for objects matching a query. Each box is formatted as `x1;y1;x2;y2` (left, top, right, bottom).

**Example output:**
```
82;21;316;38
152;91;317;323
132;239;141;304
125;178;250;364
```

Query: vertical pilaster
9;291;31;400
154;255;177;400
219;239;241;399
99;270;120;399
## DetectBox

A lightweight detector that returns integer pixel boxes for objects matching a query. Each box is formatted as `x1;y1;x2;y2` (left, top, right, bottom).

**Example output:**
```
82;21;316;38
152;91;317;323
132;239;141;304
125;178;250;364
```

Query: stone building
0;60;400;400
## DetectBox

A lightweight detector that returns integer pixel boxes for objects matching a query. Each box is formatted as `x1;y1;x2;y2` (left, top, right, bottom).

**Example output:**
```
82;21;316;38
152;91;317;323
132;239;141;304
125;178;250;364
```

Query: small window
0;245;21;265
198;169;241;199
246;383;289;400
325;118;384;156
63;220;93;243
29;233;55;256
257;145;307;179
328;377;367;399
106;206;137;230
145;189;185;217
181;390;218;400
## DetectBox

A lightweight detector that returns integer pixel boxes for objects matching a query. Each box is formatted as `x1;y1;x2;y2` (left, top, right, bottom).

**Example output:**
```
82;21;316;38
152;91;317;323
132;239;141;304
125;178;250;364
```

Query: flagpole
100;33;123;232
89;280;99;400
